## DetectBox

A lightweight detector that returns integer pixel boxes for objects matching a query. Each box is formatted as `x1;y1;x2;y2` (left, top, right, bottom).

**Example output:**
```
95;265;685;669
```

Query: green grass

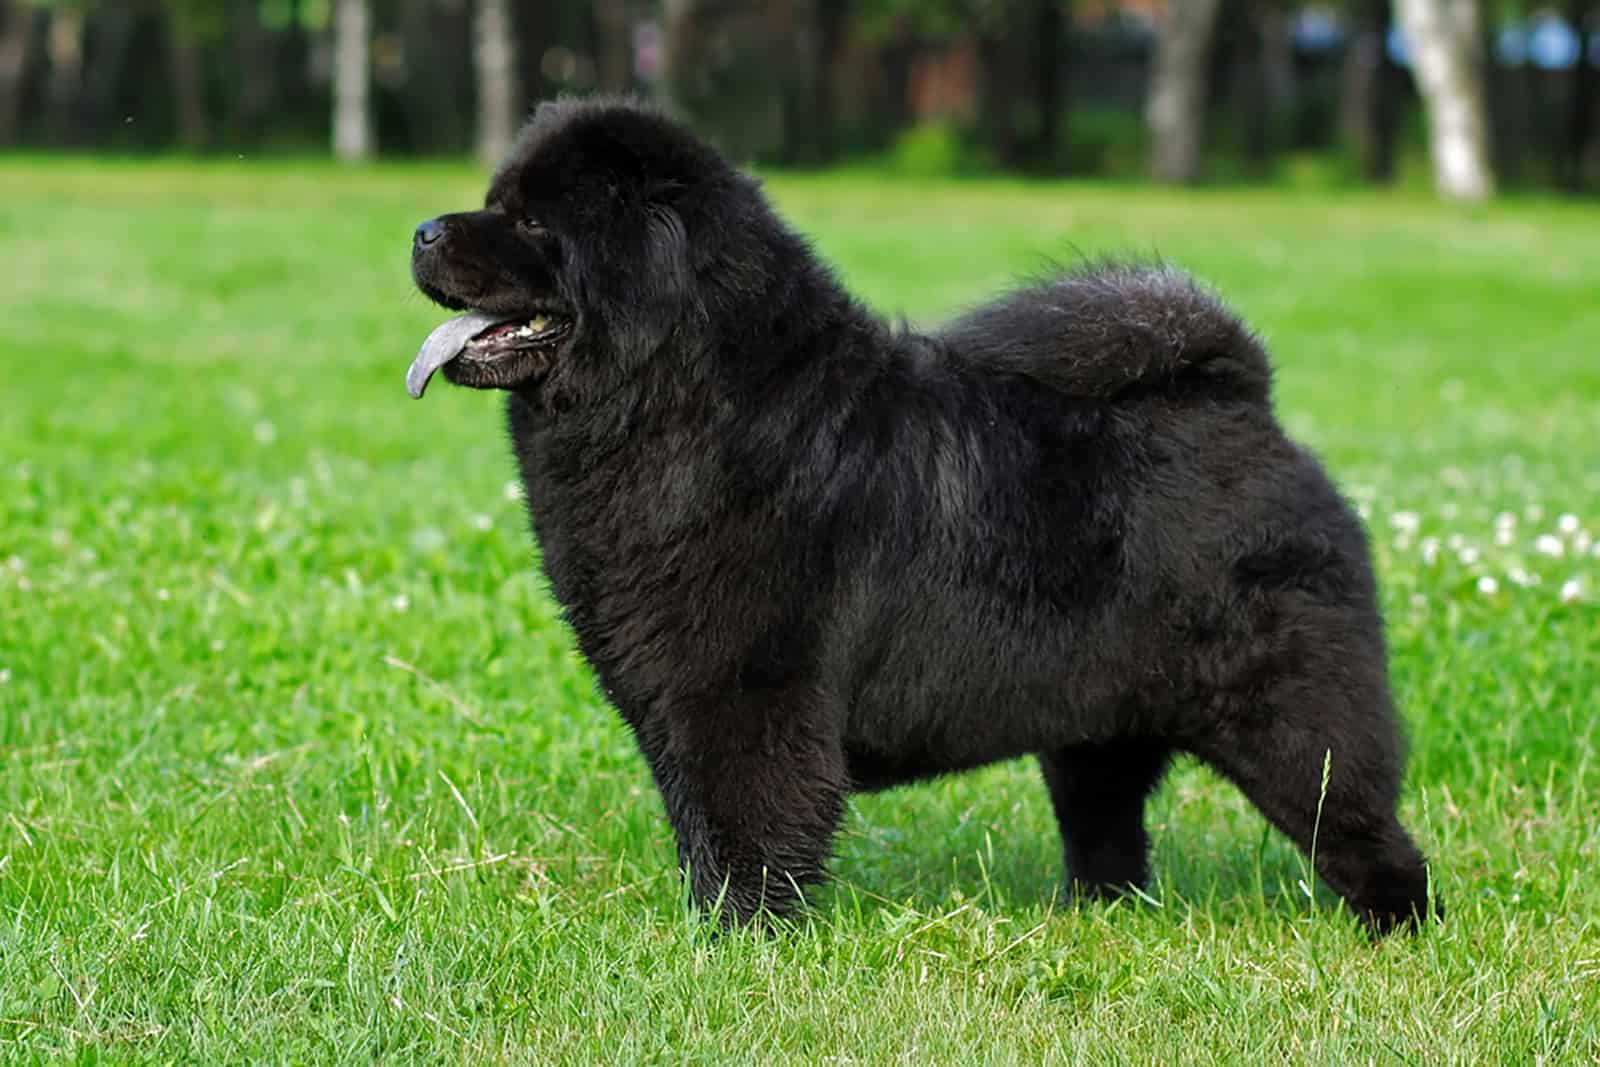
2;158;1598;1064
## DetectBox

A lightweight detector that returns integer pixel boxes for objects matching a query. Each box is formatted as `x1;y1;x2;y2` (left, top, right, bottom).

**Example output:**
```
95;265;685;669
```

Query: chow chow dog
406;98;1434;932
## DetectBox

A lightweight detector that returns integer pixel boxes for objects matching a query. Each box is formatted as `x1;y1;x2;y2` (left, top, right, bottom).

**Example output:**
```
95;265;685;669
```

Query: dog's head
407;99;749;402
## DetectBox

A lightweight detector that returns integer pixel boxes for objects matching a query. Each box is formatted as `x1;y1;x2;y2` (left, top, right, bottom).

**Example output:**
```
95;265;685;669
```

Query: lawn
1;158;1598;1064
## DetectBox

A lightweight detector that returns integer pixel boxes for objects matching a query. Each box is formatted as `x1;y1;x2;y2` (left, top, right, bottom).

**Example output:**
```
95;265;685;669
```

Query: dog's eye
517;218;546;236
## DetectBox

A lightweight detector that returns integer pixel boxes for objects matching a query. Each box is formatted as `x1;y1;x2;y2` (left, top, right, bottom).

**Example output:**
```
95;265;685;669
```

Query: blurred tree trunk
1396;0;1493;200
876;21;916;140
80;3;135;141
45;3;85;144
475;0;520;165
0;0;37;145
519;0;552;104
333;0;373;161
660;0;696;114
979;27;1023;165
400;0;444;153
1028;0;1065;166
233;1;278;147
168;16;209;151
1561;0;1595;190
593;0;630;94
1247;0;1293;171
1340;0;1399;182
811;0;848;163
1147;0;1223;182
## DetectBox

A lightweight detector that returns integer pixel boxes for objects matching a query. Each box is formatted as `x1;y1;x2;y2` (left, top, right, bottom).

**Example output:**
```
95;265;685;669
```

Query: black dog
407;98;1434;933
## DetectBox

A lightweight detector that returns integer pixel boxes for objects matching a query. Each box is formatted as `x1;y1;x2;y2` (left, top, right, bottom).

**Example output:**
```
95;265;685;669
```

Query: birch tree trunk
475;0;520;166
1396;0;1493;201
1146;0;1223;183
0;0;36;145
332;0;372;162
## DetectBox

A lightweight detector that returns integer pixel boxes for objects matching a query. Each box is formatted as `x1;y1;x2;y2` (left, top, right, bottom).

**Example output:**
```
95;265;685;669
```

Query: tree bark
45;3;84;144
475;0;520;165
1396;0;1494;201
0;0;37;145
168;18;209;151
1146;0;1224;183
332;0;373;161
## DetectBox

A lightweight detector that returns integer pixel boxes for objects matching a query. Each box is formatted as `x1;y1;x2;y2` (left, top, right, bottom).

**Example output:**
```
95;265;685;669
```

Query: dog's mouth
406;311;573;398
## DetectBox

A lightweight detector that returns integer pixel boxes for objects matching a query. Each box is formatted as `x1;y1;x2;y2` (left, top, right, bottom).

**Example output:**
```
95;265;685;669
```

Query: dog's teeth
528;315;550;333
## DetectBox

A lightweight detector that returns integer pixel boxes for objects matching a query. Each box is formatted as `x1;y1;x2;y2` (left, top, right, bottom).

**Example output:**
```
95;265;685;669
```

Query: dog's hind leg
1188;654;1434;934
1039;740;1173;899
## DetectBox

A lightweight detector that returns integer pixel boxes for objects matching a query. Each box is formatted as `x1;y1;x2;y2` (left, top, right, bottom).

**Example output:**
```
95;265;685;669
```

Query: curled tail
939;262;1272;403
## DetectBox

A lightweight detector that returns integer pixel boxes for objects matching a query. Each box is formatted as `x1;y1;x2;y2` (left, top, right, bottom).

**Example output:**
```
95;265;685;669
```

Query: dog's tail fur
938;262;1272;403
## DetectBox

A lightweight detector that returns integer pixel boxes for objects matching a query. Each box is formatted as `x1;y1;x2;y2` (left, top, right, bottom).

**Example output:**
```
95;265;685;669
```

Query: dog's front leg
636;688;847;925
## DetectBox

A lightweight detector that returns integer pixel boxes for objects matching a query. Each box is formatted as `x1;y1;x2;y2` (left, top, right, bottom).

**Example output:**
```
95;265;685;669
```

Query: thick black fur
410;98;1435;934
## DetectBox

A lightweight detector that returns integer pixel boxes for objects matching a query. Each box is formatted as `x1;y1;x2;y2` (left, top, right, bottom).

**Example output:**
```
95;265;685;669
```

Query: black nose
414;219;445;248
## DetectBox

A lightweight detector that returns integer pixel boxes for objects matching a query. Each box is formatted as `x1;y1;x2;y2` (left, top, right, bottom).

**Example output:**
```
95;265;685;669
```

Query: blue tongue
406;312;515;399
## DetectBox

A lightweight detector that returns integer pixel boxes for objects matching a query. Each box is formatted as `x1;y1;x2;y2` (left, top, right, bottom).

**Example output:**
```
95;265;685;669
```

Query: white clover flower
1494;528;1515;547
410;527;446;553
253;421;277;444
1494;511;1517;528
1420;538;1440;564
1390;511;1421;532
1477;576;1499;595
1458;546;1480;565
1576;532;1593;554
472;513;493;532
1358;503;1372;521
503;480;524;501
391;594;410;612
1525;504;1544;522
1447;533;1466;551
1508;567;1539;587
1560;578;1583;603
1557;514;1580;535
0;668;10;685
1535;535;1564;558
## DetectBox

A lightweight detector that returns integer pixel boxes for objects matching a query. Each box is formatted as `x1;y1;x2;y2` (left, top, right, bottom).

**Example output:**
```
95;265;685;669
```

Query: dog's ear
605;204;693;367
